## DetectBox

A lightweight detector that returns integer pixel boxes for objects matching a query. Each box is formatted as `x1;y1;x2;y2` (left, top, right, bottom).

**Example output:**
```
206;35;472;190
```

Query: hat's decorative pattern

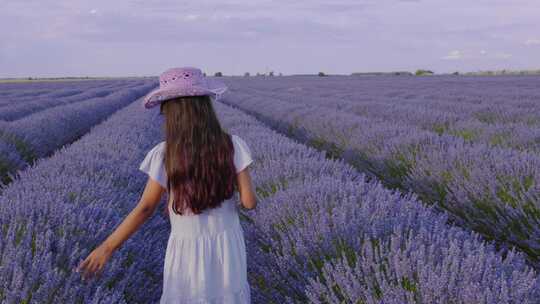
143;67;227;109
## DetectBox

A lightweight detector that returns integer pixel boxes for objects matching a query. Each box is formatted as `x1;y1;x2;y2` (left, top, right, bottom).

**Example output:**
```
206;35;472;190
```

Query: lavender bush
0;140;26;185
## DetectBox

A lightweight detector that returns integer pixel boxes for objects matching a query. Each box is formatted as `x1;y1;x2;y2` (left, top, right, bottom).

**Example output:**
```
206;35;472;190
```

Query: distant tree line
464;69;540;76
414;69;434;76
351;71;414;76
241;71;283;77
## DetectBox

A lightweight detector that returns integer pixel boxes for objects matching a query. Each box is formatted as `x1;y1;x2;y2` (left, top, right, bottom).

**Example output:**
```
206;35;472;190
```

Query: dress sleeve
139;143;167;188
232;135;254;173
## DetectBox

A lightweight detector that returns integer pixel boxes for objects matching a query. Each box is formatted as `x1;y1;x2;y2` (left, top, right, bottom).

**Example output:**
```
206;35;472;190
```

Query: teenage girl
76;67;257;303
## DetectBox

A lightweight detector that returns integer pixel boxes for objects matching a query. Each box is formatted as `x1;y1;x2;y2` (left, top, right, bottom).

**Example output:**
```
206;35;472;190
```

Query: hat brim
143;78;228;109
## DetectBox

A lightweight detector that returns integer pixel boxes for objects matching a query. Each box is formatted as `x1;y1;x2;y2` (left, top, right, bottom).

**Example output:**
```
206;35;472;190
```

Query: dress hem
159;282;251;304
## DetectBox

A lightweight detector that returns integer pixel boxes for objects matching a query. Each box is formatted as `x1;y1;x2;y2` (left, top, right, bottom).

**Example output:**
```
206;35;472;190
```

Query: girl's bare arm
102;178;165;252
237;167;257;209
76;178;164;279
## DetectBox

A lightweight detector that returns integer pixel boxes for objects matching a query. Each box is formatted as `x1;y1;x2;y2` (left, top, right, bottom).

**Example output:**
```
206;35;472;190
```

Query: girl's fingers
95;264;104;277
90;261;104;279
76;253;107;281
77;258;87;269
83;261;96;280
91;262;100;275
76;258;89;272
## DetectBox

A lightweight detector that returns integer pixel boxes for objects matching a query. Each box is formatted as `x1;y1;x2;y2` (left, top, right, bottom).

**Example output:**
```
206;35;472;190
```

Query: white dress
139;134;254;304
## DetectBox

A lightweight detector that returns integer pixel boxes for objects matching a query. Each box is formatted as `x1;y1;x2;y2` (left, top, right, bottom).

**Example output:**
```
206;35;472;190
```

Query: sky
1;0;539;77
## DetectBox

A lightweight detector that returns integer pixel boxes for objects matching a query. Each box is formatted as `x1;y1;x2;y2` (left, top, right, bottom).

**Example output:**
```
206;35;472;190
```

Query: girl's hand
75;243;114;281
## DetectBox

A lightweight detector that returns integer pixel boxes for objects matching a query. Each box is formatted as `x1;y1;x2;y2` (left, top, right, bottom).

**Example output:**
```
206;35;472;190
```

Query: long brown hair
159;95;237;215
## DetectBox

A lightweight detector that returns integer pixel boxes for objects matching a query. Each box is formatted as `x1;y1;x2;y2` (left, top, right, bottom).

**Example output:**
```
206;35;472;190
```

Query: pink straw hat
142;67;228;109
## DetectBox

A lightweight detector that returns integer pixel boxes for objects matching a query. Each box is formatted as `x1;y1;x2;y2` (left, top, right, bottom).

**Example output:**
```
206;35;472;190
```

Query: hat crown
159;67;205;88
143;66;227;109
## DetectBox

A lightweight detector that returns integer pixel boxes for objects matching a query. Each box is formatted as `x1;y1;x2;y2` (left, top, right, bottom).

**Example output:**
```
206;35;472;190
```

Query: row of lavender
235;75;540;152
0;80;138;104
0;80;143;121
0;79;157;185
239;75;540;122
1;94;538;303
0;80;121;105
242;86;540;153
219;80;540;268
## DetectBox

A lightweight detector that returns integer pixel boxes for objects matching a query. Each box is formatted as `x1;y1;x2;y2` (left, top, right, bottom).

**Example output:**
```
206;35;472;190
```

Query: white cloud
442;50;463;60
241;31;258;39
184;14;199;21
524;38;540;46
89;9;98;14
480;50;487;55
493;52;512;59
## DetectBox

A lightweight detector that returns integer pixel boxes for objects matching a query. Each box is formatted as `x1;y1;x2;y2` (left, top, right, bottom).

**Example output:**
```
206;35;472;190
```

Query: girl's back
139;134;253;303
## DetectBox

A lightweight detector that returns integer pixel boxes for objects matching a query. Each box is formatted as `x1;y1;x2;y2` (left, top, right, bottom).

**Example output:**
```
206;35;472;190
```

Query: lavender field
0;79;157;185
1;76;539;303
220;75;540;267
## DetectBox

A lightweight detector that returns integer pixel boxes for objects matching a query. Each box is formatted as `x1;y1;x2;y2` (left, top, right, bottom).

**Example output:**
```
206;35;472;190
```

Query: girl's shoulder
230;134;249;147
156;140;166;151
144;141;166;161
230;134;253;173
152;141;166;153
